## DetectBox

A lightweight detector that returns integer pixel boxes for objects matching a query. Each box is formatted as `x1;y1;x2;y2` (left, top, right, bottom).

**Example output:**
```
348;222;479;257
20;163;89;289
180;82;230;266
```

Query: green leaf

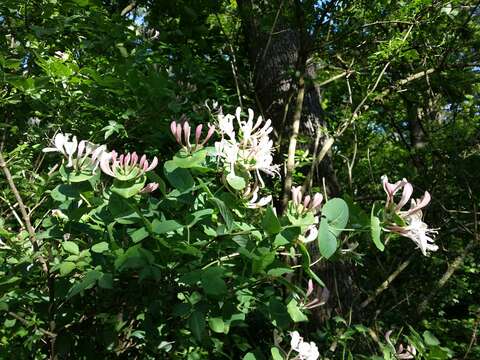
201;267;227;296
164;161;194;191
262;206;282;234
62;241;79;255
129;227;149;243
209;198;233;231
287;298;308;322
252;248;276;274
267;267;294;277
51;184;80;202
370;214;384;251
322;198;349;236
208;317;226;333
423;330;440;346
67;270;103;298
242;353;256;360
91;242;109;253
170;150;208;170
274;227;300;247
98;273;113;289
151;219;183;234
188;310;206;342
226;172;247;190
59;262;76;276
318;218;337;259
271;347;284;360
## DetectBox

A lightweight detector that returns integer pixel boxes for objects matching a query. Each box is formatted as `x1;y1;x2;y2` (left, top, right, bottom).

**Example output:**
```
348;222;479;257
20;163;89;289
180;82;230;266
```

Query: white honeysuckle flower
391;211;439;256
215;107;279;187
217;113;235;139
289;331;320;360
290;331;303;350
43;133;108;171
382;176;439;256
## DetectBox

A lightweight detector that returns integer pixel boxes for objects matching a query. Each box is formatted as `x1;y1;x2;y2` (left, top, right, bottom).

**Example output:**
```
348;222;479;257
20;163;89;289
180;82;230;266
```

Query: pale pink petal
396;182;413;211
145;156;158;172
306;279;314;298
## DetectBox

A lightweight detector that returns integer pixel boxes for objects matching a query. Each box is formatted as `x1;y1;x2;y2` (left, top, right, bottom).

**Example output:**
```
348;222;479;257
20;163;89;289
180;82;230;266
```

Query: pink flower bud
201;124;215;145
291;186;302;205
170;121;177;137
310;193;323;210
175;124;182;145
124;152;131;167
303;195;311;209
195;124;203;146
396;182;413;211
139;154;146;168
183;122;191;149
118;154;124;166
131;152;138;166
140;182;159;193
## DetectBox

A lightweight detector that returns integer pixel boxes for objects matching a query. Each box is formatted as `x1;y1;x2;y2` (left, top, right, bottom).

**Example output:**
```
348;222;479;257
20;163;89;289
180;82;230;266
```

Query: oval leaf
62;241;79;255
322;198;349;236
318;218;337;259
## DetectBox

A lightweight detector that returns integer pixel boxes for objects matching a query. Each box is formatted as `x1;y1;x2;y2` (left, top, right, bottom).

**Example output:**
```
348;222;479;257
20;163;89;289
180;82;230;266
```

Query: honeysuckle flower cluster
382;176;438;256
215;107;280;187
291;186;323;243
170;116;215;153
100;151;158;180
43;133;107;171
289;331;319;360
291;186;323;215
385;330;417;359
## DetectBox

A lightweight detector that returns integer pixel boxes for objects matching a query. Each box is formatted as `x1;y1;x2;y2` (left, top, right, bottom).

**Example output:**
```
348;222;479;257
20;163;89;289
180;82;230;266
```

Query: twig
0;153;48;274
360;256;413;308
8;311;56;338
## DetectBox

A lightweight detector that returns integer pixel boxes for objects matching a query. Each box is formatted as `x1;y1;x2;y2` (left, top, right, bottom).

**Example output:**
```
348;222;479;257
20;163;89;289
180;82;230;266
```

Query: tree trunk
237;0;350;323
237;1;340;196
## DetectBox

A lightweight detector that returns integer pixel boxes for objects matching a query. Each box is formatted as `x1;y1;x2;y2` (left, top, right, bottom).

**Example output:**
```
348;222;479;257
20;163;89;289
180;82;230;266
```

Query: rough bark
237;1;340;197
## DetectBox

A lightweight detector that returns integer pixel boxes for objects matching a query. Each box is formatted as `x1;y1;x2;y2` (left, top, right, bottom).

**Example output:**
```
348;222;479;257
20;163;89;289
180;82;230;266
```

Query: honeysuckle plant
0;107;441;359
